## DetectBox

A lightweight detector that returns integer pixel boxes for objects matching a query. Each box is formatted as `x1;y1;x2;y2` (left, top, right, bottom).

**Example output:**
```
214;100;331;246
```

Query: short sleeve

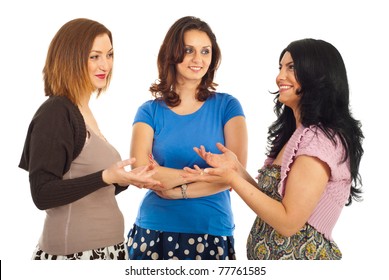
222;94;245;126
133;100;156;128
278;125;350;197
295;128;348;180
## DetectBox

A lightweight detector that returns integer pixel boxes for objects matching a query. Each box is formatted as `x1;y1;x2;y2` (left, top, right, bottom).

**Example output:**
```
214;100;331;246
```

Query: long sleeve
19;96;109;210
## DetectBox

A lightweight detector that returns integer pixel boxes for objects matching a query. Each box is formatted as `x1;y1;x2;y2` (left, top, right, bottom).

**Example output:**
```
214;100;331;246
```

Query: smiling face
175;29;212;85
88;33;113;90
276;51;301;111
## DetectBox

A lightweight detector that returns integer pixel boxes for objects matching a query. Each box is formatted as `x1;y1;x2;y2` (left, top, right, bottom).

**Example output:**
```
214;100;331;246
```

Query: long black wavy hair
267;38;364;205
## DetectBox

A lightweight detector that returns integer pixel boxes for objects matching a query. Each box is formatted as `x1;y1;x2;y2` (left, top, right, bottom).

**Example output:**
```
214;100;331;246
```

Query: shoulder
211;92;239;102
138;98;165;111
287;125;335;154
33;96;86;158
35;96;79;120
297;125;337;149
279;125;348;195
41;95;75;109
135;99;166;118
33;96;84;133
134;99;166;126
208;92;243;108
292;125;346;171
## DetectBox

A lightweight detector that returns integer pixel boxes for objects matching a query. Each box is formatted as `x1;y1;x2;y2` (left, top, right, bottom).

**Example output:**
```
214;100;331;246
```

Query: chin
94;83;106;89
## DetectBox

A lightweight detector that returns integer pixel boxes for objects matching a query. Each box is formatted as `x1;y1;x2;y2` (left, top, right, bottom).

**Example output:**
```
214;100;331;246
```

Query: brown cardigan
19;96;125;210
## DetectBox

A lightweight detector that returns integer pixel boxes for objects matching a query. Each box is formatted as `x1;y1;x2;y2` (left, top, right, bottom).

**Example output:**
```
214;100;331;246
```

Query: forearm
237;163;257;186
160;181;229;200
150;165;186;190
30;170;108;210
185;181;229;198
231;175;296;237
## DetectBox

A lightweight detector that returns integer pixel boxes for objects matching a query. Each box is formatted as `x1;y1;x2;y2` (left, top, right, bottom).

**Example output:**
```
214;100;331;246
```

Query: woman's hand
102;158;164;191
179;143;240;187
182;165;238;187
194;143;239;170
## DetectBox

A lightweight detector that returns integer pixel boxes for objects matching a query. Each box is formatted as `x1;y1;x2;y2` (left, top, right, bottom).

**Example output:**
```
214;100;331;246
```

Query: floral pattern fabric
246;165;342;260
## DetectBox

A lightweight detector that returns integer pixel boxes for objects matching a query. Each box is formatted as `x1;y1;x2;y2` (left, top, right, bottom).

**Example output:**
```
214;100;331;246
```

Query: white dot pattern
127;225;235;260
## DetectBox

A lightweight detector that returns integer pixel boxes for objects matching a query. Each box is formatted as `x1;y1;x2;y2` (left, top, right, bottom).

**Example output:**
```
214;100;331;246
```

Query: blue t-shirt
133;92;245;236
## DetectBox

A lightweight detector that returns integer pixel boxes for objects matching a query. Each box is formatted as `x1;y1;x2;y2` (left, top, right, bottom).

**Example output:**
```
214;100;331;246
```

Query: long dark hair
267;39;364;205
149;16;221;107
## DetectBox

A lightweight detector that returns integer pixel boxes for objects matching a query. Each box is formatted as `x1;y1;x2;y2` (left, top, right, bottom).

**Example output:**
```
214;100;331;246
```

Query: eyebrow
279;61;294;66
90;47;114;53
185;45;211;48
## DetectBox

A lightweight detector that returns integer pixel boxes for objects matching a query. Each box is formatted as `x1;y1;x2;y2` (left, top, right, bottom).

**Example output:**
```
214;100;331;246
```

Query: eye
89;55;99;60
107;52;114;58
288;64;295;71
184;47;193;54
201;48;210;55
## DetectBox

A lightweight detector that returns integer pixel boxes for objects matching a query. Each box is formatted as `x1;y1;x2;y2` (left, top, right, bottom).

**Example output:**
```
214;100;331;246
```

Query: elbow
275;222;304;237
32;197;48;210
31;191;50;210
34;203;47;211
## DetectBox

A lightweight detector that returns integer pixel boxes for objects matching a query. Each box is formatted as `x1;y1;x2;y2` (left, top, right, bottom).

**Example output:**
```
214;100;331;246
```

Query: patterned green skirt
246;165;342;260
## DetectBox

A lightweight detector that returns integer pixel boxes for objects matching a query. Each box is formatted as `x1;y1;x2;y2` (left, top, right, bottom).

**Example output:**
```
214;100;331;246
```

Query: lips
95;74;106;79
189;66;202;71
278;85;292;92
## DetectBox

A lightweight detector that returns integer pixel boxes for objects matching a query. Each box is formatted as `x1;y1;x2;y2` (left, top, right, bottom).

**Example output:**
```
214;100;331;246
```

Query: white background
1;0;387;279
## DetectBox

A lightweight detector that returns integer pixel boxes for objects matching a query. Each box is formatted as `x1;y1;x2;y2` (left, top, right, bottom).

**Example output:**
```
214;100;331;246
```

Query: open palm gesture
193;143;239;170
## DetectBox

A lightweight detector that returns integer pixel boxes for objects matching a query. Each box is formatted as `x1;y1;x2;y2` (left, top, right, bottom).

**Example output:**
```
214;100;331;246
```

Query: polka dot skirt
127;224;236;260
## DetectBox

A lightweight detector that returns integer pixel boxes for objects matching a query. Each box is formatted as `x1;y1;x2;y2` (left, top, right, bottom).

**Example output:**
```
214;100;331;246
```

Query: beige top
38;127;124;255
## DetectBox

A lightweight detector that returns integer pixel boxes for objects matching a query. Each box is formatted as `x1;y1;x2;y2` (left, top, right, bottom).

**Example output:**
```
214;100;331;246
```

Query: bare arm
186;143;330;236
232;155;329;236
156;116;248;199
131;122;227;196
130;122;185;189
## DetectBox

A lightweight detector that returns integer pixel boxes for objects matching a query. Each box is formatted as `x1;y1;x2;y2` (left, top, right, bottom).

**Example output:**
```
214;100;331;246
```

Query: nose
192;51;201;63
276;67;286;82
99;57;110;71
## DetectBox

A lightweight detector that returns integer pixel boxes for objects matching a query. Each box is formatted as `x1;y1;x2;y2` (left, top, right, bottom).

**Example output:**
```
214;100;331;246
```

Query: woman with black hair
185;38;364;260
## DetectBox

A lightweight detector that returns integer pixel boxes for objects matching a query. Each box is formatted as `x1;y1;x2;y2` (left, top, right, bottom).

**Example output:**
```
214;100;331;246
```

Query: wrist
180;183;189;199
236;162;245;176
102;170;112;185
230;173;241;190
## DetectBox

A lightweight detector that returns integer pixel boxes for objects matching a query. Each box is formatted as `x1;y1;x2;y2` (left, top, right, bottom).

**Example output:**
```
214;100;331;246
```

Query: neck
78;94;91;110
292;108;301;128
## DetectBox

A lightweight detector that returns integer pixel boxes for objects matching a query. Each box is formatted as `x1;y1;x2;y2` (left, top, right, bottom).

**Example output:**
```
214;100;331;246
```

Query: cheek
108;60;113;70
202;59;212;71
87;62;95;73
175;64;183;74
290;74;300;88
204;56;212;66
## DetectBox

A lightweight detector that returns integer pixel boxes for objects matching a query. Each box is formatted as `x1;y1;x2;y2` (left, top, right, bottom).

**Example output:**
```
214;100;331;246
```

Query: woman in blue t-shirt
126;16;248;260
